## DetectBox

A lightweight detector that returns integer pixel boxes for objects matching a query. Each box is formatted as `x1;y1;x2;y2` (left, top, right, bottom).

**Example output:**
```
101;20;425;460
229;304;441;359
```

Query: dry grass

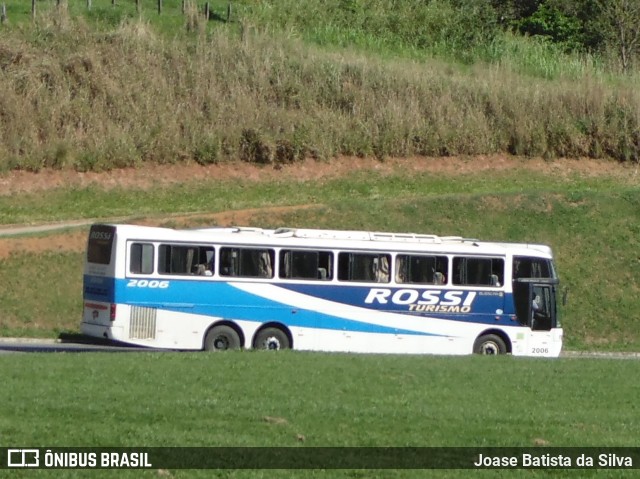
0;14;639;172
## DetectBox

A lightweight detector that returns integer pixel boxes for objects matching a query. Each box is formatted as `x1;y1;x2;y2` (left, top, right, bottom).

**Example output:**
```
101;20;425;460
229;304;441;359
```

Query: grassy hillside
1;162;638;351
0;1;639;172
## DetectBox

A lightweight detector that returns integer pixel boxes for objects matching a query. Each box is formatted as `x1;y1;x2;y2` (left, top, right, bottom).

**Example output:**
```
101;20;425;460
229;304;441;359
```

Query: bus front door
513;281;558;330
513;280;559;355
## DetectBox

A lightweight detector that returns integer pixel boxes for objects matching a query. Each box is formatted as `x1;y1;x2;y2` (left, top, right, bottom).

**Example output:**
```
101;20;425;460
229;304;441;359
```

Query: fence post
1;3;6;25
204;2;209;20
158;0;162;14
31;0;36;20
136;0;141;14
181;0;185;15
227;3;231;22
87;0;92;10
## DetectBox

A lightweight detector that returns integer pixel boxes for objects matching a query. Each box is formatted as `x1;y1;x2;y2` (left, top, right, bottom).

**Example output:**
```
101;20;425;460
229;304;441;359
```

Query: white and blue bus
81;224;563;357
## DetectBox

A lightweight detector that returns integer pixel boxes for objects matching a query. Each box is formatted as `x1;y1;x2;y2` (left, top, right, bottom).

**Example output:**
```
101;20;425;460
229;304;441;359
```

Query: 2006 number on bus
127;279;170;289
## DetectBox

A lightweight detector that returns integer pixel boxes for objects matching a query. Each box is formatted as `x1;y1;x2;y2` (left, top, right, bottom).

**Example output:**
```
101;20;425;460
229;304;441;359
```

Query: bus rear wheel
254;327;290;351
204;325;241;351
473;334;507;355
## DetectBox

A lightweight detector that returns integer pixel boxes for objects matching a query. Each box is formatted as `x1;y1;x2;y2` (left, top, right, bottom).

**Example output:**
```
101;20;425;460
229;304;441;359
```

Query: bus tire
473;334;507;355
204;325;241;351
254;327;290;351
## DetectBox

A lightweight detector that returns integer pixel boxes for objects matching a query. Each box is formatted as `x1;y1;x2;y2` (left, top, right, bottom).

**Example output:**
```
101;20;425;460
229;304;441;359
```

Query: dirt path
0;205;323;259
1;155;636;195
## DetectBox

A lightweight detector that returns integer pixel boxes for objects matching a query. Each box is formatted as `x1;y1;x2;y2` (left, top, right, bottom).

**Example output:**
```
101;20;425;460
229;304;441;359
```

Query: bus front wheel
473;334;507;355
254;327;290;351
204;325;241;351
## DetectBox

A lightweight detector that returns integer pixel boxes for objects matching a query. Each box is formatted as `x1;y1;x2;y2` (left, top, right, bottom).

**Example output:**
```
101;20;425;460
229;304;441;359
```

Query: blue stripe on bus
278;283;513;323
132;280;433;336
83;275;511;335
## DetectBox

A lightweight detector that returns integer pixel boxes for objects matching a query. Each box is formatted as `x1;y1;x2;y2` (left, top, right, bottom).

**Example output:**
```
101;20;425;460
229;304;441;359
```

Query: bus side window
220;247;275;278
395;254;448;285
279;250;333;281
158;244;214;276
129;243;154;274
338;252;390;283
453;257;504;286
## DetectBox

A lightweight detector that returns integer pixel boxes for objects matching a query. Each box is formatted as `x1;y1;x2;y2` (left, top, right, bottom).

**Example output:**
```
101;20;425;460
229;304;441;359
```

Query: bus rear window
87;225;115;265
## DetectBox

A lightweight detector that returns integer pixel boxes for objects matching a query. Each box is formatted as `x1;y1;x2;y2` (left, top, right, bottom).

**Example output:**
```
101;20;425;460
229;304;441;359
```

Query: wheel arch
252;322;293;349
203;320;245;350
474;328;512;354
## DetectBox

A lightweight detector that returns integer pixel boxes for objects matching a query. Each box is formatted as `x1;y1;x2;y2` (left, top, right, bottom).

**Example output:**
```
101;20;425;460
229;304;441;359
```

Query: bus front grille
130;306;157;340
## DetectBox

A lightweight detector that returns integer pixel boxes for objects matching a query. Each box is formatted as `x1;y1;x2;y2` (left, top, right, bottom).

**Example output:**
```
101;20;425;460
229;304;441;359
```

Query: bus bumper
81;321;124;341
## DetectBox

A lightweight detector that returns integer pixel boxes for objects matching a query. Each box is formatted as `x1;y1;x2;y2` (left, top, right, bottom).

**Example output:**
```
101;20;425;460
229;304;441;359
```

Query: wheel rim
214;335;230;350
263;336;280;350
480;341;499;355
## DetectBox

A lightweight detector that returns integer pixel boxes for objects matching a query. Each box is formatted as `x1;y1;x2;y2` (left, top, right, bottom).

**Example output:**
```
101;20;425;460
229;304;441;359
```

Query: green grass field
1;351;639;478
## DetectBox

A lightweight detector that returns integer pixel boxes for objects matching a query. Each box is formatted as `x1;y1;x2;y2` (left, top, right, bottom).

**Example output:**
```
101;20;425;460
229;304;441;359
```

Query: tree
597;0;640;72
548;0;603;52
516;2;582;51
489;0;542;24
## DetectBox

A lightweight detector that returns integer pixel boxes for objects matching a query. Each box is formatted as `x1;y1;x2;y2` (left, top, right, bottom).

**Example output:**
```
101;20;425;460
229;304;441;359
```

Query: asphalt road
1;338;639;359
0;338;166;354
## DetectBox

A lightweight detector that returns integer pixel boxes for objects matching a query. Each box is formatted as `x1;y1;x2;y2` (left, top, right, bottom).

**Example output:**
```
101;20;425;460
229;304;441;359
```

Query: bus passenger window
158;244;215;276
220;247;275;278
338;252;390;283
453;257;504;287
129;243;154;274
279;250;333;281
395;255;448;285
